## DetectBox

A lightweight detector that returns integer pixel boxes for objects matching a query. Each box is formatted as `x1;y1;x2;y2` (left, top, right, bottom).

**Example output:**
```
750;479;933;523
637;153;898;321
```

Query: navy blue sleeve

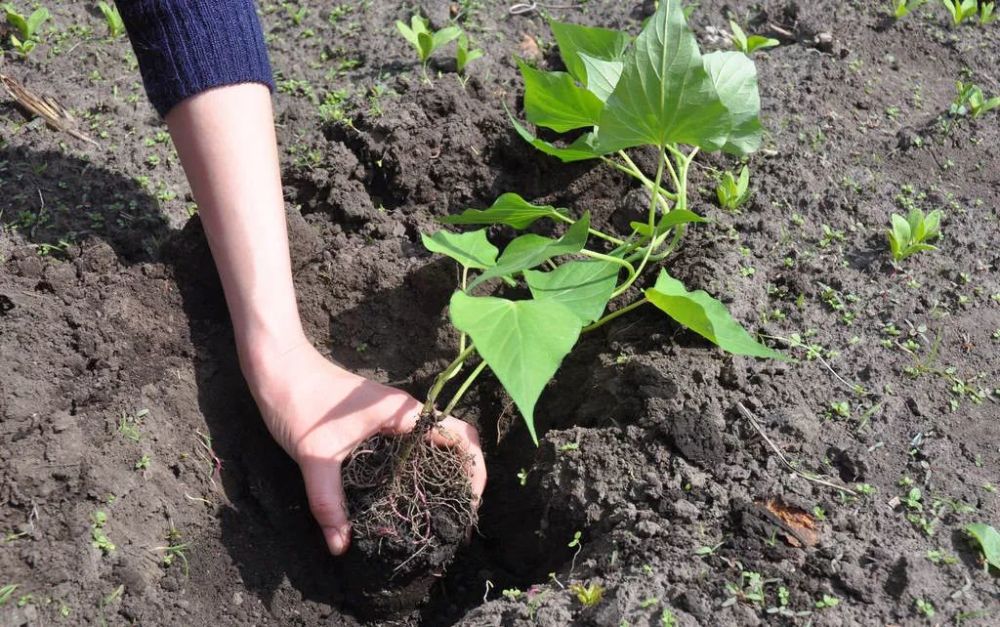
116;0;275;117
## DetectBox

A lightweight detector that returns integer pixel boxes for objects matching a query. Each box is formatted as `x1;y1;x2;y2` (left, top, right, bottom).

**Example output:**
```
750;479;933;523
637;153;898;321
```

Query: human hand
244;341;487;555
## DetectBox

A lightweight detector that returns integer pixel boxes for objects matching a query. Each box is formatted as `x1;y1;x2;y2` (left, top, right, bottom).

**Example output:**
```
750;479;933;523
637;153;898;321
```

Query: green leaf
470;213;591;289
25;7;48;36
450;292;583;443
432;25;462;51
596;0;729;152
630;208;707;237
524;260;620;324
421;229;498;270
891;213;912;246
519;61;605;132
396;18;420;48
965;523;1000;571
729;20;748;51
510;114;604;162
440;193;568;229
417;31;434;61
578;53;624;102
702;51;763;155
5;9;28;40
549;20;631;84
645;270;784;359
745;35;779;53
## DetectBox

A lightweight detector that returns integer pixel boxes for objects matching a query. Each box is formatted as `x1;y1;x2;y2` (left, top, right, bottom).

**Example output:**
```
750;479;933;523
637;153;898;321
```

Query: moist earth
2;1;999;626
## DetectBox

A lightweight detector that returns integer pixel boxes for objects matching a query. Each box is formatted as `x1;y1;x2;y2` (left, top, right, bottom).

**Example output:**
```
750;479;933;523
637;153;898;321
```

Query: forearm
165;84;306;377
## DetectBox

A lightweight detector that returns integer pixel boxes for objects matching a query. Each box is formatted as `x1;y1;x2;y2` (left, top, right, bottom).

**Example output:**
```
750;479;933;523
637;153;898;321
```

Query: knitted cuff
118;0;274;118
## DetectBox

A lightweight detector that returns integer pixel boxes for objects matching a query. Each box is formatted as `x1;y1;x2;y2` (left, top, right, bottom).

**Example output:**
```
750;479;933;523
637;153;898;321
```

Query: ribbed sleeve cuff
118;0;275;118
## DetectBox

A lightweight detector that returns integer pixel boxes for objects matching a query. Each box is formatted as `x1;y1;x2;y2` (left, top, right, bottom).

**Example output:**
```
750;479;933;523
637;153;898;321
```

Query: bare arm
165;84;486;555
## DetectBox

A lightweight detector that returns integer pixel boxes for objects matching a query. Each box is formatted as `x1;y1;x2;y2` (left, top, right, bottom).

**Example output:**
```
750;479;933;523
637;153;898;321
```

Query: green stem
612;150;666;298
442;360;488;416
582;296;649;333
423;345;476;414
552;212;626;246
606;152;677;206
458;267;469;354
580;248;636;292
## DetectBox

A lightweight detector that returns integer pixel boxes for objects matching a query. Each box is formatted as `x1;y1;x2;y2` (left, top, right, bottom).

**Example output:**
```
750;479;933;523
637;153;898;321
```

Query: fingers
434;416;487;499
300;460;351;555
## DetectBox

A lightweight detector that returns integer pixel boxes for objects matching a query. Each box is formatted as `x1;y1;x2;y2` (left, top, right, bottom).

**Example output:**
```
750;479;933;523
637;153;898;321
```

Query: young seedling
91;510;115;555
941;0;978;25
569;582;604;607
950;81;1000;118
456;32;484;81
395;14;462;83
716;165;751;210
887;208;942;262
97;1;125;38
729;20;779;54
0;584;17;607
421;0;782;444
893;0;927;18
3;4;50;55
980;1;998;24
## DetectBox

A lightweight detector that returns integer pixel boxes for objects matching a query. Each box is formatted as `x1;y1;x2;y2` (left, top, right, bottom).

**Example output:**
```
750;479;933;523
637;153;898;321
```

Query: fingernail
324;528;346;555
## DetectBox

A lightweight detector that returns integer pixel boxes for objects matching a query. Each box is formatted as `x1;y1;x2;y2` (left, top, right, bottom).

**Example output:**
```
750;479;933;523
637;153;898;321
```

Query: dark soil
2;1;999;626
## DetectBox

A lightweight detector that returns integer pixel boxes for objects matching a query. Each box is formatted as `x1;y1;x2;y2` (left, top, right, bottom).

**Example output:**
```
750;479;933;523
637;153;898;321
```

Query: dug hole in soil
2;1;999;626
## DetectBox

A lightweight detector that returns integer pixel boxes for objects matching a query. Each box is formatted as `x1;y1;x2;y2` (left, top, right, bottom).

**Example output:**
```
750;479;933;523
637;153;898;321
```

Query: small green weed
455;32;483;79
729;20;778;54
951;81;1000;118
91;510;115;555
887;208;942;262
3;3;49;55
396;14;462;82
941;0;979;25
716;165;750;211
569;582;604;607
97;1;125;38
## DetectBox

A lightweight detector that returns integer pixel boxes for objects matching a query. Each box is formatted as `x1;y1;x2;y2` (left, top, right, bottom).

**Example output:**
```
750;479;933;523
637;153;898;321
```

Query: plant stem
582;296;649;332
611;149;666;298
458;267;469;354
423;345;476;415
442;359;488;415
580;248;636;290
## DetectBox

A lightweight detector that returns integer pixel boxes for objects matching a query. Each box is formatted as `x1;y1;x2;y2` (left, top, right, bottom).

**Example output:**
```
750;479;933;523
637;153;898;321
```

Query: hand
244;341;487;555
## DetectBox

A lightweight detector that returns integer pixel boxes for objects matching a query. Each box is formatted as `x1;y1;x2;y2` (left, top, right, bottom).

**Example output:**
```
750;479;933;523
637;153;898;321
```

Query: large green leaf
469;213;591;289
450;291;583;443
702;51;763;155
549;20;631;84
510;115;604;162
645;270;783;359
966;523;1000;571
578;53;624;102
440;193;567;229
524;260;619;324
596;0;729;152
519;61;605;132
421;229;498;270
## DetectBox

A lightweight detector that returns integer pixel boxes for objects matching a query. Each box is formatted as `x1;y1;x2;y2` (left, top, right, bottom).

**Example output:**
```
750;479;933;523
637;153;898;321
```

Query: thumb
300;460;351;555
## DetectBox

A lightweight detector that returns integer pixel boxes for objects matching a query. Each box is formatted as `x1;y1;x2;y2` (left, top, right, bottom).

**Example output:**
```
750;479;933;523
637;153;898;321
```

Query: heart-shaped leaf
524;260;620;324
596;0;730;152
421;229;498;270
450;292;583;443
440;193;567;229
646;270;783;359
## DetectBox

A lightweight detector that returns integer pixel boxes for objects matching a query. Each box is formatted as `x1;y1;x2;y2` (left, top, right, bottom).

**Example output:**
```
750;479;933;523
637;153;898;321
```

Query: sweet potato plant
421;0;783;443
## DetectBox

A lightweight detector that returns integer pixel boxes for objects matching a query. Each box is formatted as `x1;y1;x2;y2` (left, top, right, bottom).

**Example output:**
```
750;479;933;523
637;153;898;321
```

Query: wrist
236;324;310;391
